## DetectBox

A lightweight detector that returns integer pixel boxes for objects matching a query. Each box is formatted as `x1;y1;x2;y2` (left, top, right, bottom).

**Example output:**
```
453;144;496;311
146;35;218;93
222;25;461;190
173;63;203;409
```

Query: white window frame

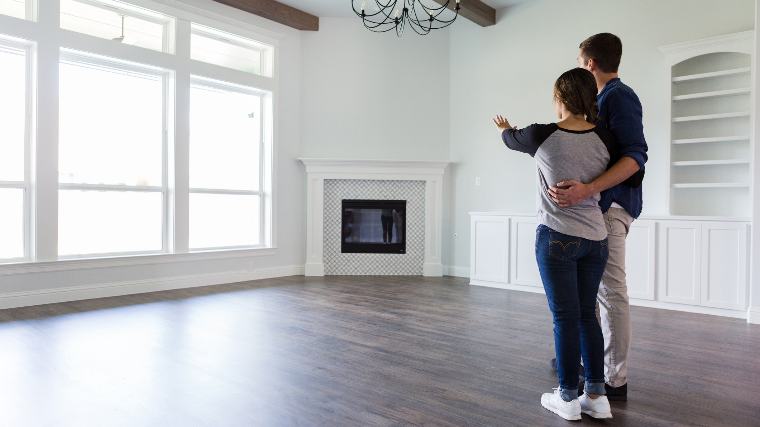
190;22;273;77
0;0;278;267
60;0;176;54
188;77;269;252
57;49;171;259
0;35;35;263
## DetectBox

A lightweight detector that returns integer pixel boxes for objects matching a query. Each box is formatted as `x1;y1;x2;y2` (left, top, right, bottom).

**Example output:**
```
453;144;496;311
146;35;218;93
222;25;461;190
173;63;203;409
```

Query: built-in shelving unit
661;31;754;217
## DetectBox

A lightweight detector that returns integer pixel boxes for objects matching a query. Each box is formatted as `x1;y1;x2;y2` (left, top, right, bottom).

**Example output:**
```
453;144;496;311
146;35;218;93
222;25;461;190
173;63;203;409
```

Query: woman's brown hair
553;68;599;124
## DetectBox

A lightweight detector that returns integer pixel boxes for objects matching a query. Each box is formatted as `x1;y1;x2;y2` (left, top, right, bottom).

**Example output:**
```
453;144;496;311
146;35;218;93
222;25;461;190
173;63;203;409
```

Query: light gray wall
446;0;755;271
300;18;451;161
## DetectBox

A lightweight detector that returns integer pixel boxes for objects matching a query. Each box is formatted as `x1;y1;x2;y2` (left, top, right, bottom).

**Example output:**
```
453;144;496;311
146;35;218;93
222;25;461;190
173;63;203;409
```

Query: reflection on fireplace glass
342;200;406;254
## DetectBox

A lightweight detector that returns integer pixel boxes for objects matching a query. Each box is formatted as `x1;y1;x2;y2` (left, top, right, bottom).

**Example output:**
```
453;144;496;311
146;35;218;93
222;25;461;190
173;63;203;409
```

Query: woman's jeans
536;224;608;401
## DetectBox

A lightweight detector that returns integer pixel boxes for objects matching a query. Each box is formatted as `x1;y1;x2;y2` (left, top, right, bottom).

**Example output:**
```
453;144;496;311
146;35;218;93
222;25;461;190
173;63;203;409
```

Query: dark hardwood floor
0;276;758;426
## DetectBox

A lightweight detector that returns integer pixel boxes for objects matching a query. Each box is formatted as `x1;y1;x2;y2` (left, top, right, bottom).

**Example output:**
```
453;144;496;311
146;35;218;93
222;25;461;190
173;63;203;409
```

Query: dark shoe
550;358;584;377
604;383;628;401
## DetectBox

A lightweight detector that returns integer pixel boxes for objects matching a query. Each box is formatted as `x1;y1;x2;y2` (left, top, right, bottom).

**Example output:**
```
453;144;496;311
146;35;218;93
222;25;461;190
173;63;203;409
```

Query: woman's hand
492;115;514;130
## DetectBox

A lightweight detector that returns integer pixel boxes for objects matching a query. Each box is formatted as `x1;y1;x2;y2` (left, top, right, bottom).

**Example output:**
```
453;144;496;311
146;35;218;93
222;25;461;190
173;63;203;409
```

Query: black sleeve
501;123;557;157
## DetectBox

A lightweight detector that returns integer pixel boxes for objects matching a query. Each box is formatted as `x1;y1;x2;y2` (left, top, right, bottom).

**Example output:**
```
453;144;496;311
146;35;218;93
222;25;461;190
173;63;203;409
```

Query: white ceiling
277;0;530;18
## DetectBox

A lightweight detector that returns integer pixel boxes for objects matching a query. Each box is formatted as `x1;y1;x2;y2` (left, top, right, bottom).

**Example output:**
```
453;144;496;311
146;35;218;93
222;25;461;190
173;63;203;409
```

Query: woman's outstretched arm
493;116;555;157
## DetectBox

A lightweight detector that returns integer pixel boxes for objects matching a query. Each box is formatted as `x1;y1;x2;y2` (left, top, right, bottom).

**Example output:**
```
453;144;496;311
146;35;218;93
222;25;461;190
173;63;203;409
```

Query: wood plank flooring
0;276;758;426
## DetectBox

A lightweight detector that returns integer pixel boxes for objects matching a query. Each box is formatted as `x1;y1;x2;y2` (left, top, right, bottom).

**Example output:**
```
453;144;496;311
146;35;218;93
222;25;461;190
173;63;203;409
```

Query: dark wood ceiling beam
212;0;319;31
431;0;496;27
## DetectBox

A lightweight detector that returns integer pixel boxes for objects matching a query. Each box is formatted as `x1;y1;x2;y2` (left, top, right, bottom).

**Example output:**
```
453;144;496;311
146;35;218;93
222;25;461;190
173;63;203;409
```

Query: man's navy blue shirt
596;77;648;218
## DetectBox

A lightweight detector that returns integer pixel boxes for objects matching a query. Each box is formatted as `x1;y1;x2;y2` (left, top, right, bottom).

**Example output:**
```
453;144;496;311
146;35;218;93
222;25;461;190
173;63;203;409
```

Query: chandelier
352;0;461;36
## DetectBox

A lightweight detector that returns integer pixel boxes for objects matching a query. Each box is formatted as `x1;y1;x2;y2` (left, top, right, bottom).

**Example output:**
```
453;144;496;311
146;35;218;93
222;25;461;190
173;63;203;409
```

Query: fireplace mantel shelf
299;158;448;277
298;158;451;175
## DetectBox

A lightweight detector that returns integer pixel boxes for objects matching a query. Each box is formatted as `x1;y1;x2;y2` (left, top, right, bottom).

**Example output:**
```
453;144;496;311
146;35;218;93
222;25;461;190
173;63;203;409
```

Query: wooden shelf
672;160;750;167
672;135;750;145
672;88;751;101
672;67;750;82
672;112;750;122
673;183;750;189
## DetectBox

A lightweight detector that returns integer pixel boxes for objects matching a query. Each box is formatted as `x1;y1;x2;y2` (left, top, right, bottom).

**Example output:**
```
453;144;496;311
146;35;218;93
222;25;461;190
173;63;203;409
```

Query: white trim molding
444;265;470;278
746;306;760;324
299;158;450;277
0;264;303;309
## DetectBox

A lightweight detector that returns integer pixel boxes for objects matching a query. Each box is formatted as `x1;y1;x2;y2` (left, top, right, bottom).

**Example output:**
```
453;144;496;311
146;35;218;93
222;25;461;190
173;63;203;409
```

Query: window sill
0;247;277;276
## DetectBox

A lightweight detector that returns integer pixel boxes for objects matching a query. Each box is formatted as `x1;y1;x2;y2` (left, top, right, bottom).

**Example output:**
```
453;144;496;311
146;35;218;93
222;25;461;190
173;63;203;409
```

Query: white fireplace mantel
298;158;450;276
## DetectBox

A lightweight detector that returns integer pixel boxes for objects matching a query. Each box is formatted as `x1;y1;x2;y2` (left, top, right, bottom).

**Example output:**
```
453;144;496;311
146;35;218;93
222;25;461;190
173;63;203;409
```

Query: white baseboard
469;279;749;320
747;307;760;324
444;265;469;278
423;262;444;277
0;264;304;310
304;262;325;276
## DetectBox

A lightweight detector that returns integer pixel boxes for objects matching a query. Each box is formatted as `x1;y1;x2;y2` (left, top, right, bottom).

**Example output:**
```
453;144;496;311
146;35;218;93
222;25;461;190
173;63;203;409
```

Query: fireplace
341;199;406;254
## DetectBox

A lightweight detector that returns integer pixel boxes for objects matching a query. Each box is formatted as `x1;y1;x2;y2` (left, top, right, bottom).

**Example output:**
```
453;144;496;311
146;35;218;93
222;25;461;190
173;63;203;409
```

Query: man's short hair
579;33;622;73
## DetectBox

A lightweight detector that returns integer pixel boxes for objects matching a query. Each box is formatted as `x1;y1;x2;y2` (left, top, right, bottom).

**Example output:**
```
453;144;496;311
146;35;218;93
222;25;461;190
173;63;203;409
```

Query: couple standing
493;33;648;421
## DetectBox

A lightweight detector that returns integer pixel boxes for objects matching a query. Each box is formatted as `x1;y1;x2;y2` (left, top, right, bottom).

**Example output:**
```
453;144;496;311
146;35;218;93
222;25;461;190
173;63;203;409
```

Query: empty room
0;0;759;425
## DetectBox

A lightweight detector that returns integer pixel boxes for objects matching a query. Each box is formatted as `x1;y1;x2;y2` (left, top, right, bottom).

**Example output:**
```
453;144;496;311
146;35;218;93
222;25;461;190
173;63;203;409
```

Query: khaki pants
598;207;633;388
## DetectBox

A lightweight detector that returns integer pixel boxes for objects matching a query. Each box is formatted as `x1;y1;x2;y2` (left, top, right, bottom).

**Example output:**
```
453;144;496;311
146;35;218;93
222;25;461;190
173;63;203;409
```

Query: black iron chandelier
352;0;461;36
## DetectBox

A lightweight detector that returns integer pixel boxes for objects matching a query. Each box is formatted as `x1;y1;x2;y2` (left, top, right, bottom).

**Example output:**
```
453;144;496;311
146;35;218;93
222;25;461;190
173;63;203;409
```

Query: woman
493;68;613;421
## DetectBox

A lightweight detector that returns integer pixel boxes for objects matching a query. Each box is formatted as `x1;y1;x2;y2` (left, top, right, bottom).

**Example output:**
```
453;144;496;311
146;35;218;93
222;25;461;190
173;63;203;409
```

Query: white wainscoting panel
701;223;749;310
469;215;509;284
509;216;541;288
659;221;702;305
626;220;657;301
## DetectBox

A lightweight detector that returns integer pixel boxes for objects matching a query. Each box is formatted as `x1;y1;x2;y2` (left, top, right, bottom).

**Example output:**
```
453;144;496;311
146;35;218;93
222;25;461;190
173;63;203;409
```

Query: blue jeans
535;224;608;401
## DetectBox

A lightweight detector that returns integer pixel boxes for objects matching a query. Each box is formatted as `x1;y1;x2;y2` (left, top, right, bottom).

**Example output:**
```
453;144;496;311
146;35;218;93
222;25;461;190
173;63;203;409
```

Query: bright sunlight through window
189;82;263;249
0;0;27;20
0;43;27;260
58;54;166;256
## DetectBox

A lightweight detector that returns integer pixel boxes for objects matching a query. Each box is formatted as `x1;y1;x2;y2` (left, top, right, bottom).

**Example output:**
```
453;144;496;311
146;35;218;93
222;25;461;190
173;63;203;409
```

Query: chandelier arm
407;3;433;34
361;17;396;29
428;2;457;21
351;0;398;20
424;11;459;29
417;0;449;13
407;17;432;35
407;2;452;31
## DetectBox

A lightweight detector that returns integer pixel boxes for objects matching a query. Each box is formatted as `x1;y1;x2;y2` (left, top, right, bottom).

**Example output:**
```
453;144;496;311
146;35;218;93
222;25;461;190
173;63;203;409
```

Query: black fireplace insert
341;199;406;254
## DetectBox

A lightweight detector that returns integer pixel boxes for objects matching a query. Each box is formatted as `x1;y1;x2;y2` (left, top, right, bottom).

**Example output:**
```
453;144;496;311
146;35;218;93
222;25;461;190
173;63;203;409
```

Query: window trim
0;35;34;262
60;0;176;53
57;49;171;258
188;76;270;251
190;22;273;77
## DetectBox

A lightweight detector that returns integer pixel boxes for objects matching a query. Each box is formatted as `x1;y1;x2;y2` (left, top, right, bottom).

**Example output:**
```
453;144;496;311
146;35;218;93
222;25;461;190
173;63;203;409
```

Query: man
548;33;648;401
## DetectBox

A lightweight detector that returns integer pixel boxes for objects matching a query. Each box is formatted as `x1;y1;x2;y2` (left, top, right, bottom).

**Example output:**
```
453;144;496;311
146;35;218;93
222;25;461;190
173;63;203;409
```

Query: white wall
0;0;307;307
446;0;755;271
300;18;450;161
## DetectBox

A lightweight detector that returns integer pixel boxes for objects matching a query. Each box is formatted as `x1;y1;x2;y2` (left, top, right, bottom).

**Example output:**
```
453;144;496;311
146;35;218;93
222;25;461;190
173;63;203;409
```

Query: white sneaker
579;393;613;419
540;388;581;421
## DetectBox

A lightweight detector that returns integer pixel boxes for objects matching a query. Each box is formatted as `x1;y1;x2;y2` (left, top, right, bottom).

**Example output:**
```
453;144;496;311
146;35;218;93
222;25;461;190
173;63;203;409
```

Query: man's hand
492;115;514;130
548;180;594;207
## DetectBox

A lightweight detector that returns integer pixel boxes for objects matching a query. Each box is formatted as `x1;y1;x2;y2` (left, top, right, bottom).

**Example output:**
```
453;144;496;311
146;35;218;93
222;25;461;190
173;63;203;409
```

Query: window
60;0;174;53
191;24;273;77
0;0;29;20
189;80;266;250
0;1;276;265
0;40;29;260
58;53;167;256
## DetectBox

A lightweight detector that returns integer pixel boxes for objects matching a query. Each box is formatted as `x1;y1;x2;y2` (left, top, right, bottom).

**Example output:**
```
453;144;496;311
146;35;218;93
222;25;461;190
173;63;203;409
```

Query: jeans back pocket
547;233;582;261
